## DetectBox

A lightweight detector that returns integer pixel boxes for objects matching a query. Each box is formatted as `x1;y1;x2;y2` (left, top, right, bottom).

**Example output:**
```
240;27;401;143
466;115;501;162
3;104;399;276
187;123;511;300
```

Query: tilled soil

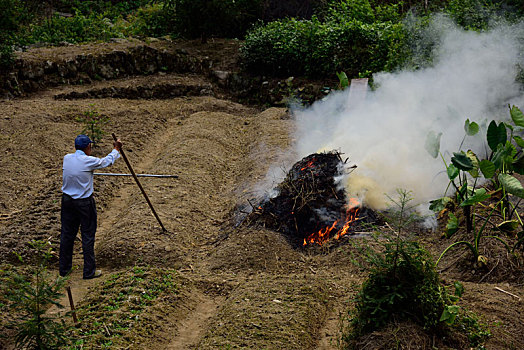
1;43;524;349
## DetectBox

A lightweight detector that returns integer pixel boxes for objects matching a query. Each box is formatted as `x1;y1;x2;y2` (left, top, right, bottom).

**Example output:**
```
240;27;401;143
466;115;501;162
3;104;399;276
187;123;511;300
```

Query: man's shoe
83;270;102;280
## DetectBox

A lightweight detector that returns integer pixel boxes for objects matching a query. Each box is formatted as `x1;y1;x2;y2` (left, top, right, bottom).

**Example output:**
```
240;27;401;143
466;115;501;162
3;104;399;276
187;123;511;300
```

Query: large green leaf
447;164;459;180
479;159;496;179
514;135;524;148
498;173;524;198
460;188;490;206
487;120;507;151
337;71;349;89
425;131;442;159
464;119;479;136
451;152;473;171
510;105;524;127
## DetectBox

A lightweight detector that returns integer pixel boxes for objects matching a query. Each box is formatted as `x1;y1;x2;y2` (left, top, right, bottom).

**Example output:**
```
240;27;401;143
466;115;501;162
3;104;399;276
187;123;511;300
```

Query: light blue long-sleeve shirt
62;149;120;199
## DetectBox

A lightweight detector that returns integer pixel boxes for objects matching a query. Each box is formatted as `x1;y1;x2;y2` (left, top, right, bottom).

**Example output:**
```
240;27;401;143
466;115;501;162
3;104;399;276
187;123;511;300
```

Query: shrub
0;0;25;70
445;0;501;30
4;240;70;349
27;12;122;44
327;0;376;24
57;0;150;20
123;3;175;38
240;15;406;77
343;189;490;348
348;237;448;338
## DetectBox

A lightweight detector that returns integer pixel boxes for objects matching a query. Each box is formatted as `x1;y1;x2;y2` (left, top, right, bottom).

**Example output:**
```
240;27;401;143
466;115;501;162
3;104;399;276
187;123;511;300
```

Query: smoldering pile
248;151;380;246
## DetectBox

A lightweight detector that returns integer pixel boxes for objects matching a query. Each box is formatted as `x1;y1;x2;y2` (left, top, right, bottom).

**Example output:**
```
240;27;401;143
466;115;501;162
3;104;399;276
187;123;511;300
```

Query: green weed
70;265;180;348
75;104;109;146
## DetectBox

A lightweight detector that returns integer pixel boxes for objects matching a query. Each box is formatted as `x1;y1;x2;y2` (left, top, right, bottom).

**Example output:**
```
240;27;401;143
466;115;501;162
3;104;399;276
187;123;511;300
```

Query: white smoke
293;17;524;210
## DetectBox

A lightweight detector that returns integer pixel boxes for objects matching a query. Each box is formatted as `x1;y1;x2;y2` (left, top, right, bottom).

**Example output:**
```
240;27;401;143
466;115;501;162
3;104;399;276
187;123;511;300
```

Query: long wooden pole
94;172;178;178
66;286;78;325
112;133;167;232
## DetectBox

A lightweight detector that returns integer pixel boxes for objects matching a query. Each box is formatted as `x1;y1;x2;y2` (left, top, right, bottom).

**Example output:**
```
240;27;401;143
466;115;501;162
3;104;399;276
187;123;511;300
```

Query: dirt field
1;41;524;349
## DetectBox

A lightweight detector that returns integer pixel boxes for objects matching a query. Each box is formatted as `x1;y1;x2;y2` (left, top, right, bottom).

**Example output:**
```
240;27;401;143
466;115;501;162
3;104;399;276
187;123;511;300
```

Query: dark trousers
59;194;97;279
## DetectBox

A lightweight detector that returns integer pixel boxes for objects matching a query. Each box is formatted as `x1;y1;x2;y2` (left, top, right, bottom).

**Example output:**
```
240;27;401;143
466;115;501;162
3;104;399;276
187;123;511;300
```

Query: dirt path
167;292;225;349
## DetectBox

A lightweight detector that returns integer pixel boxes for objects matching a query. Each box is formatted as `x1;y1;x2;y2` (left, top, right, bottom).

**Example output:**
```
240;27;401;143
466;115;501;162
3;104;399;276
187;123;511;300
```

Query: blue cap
75;134;93;149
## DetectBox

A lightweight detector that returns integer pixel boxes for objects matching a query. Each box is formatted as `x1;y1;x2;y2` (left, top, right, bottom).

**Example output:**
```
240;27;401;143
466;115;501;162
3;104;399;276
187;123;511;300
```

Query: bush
0;0;26;70
4;240;70;349
57;0;151;20
240;15;406;77
327;0;376;24
445;0;501;30
342;189;490;348
348;238;448;338
123;3;175;38
27;12;122;44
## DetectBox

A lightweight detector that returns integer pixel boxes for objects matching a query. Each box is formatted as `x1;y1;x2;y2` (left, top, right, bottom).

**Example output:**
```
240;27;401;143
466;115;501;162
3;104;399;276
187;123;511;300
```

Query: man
59;134;122;279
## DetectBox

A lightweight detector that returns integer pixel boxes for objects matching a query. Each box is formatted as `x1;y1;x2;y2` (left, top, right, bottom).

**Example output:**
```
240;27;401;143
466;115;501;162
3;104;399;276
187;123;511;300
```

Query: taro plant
428;105;524;265
5;240;70;349
435;197;512;266
426;118;488;234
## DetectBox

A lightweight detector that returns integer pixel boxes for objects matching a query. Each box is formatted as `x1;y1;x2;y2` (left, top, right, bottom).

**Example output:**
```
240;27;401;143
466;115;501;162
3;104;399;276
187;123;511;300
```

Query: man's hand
113;139;123;152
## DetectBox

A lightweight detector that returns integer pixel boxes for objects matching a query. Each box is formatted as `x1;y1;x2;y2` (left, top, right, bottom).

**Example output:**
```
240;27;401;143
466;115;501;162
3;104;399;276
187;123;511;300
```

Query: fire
300;158;316;171
303;198;361;246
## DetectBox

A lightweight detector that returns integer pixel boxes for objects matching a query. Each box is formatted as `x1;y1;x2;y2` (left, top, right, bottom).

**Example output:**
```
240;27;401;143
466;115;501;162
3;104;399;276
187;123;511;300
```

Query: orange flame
300;158;316;171
303;198;361;246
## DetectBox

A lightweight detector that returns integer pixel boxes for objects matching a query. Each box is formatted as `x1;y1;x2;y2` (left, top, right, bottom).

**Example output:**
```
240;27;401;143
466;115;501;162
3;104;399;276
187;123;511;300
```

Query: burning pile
249;151;379;246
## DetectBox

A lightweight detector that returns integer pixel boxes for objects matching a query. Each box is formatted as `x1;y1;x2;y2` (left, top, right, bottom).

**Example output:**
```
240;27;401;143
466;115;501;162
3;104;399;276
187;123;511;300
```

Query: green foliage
344;191;490;347
464;118;480;136
75;104;109;145
167;0;263;40
327;0;376;24
445;0;501;31
0;0;28;69
344;190;448;341
123;3;175;38
71;266;180;347
347;236;447;338
27;12;122;45
241;14;406;77
439;282;491;346
4;240;70;349
336;71;350;89
431;106;524;265
60;0;150;20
